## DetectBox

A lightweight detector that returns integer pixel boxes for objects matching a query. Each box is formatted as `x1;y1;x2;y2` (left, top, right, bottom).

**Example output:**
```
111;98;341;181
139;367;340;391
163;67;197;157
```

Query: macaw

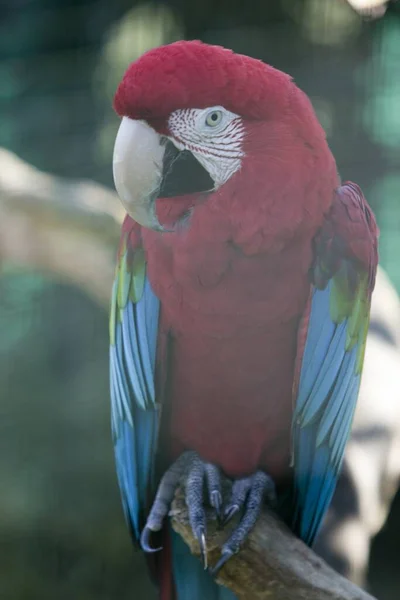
109;40;378;600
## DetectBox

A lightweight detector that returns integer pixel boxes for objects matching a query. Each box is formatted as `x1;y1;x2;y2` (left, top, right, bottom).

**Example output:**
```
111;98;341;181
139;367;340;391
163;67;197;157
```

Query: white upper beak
113;117;165;230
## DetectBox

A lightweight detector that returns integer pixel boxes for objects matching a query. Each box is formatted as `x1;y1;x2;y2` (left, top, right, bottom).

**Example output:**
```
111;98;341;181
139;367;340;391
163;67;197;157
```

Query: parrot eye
167;106;244;190
205;110;223;128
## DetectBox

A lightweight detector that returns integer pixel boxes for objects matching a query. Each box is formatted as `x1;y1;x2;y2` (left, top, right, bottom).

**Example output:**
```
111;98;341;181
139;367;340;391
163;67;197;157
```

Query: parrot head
113;40;337;241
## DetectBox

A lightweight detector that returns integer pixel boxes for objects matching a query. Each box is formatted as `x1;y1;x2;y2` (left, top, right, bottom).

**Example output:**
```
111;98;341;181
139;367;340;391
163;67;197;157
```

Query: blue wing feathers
330;378;359;467
292;280;363;545
136;278;159;401
301;322;348;423
136;300;154;399
296;322;332;409
145;279;159;373
299;445;332;539
317;353;355;445
114;420;139;535
295;427;313;496
110;341;132;427
329;371;356;446
303;446;330;507
110;268;160;542
122;303;147;409
307;471;336;543
296;285;336;412
135;404;160;508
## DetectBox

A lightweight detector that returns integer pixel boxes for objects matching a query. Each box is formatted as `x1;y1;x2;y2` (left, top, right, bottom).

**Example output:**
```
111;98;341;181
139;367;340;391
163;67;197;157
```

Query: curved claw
140;526;163;553
210;490;223;520
209;549;234;576
196;528;208;570
222;503;240;526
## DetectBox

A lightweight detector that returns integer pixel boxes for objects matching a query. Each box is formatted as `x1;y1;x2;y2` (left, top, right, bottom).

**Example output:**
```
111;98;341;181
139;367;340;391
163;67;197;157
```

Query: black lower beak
158;140;215;198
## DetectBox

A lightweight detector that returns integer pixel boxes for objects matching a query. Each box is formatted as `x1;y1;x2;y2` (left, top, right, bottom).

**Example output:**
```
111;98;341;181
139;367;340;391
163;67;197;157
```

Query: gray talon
186;455;209;567
209;548;234;576
140;525;162;553
210;490;223;518
222;503;240;525
222;476;252;525
205;463;223;519
197;528;208;570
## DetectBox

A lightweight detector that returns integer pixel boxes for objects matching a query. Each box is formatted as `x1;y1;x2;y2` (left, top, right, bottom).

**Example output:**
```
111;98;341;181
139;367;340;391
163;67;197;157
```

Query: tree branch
171;487;377;600
346;0;389;18
0;148;122;304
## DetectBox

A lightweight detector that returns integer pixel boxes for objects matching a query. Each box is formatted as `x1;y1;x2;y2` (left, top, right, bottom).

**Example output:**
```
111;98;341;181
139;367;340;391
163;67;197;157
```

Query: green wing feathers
110;234;146;346
316;182;378;371
330;267;370;373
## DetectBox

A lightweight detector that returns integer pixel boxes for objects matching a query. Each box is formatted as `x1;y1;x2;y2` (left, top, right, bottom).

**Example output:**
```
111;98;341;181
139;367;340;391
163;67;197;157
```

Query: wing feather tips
114;420;140;537
292;285;365;545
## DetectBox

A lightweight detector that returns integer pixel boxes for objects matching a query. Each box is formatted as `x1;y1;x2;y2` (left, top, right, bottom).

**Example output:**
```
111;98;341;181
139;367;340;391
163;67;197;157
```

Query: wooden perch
171;487;377;600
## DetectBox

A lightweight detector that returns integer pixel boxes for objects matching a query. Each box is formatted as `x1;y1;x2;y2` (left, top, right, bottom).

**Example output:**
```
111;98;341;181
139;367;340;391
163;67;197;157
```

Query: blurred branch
171;487;377;600
346;0;389;18
0;149;123;304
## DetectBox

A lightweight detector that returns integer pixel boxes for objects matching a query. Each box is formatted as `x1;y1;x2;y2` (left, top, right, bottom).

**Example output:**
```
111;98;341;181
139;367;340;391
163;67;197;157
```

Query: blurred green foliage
1;1;400;599
0;266;48;351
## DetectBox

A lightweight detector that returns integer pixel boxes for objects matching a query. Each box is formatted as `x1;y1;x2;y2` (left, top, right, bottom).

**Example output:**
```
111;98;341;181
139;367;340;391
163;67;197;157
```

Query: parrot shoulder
313;182;378;293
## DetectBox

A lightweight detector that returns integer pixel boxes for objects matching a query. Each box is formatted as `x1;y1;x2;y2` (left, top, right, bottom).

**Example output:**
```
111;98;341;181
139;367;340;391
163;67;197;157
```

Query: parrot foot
141;452;276;574
209;471;276;575
140;450;220;568
140;451;195;553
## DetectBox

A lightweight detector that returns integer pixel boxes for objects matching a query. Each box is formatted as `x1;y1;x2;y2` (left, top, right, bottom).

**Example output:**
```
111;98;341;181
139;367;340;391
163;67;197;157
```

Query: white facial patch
168;106;245;189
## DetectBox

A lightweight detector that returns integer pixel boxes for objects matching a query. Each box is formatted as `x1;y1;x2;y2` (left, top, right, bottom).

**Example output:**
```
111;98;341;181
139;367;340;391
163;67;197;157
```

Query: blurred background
1;1;400;599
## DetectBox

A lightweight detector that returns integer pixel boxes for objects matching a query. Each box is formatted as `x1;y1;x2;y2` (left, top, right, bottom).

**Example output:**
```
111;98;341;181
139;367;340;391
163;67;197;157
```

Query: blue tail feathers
170;528;237;600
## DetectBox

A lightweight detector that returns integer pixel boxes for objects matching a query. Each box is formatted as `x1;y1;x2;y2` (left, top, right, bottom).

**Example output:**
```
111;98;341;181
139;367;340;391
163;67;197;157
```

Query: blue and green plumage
291;185;377;545
109;233;160;539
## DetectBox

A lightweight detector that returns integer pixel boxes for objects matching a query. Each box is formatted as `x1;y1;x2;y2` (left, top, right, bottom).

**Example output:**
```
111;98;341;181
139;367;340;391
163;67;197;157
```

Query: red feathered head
114;40;293;122
113;40;337;249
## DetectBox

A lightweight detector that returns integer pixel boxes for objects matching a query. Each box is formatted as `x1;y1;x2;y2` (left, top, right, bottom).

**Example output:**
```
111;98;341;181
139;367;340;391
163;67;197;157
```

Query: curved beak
113;117;215;231
113;117;165;230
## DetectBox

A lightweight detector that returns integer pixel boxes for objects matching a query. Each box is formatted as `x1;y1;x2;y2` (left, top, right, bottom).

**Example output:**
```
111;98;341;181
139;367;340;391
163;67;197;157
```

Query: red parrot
109;41;378;600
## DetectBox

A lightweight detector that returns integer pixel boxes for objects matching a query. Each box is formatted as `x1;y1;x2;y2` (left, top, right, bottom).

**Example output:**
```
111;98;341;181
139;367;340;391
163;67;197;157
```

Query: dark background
1;1;400;599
